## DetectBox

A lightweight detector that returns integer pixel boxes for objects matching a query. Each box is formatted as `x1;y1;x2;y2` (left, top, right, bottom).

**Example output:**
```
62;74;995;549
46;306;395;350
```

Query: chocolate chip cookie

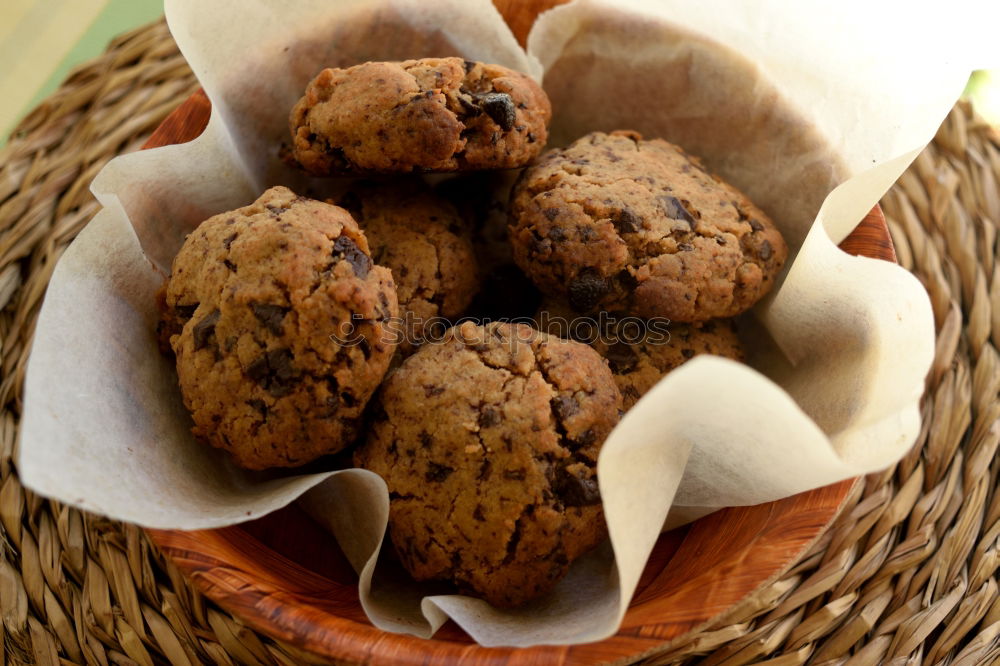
289;57;550;175
158;186;398;470
335;181;479;354
536;301;744;410
354;321;622;607
509;131;788;322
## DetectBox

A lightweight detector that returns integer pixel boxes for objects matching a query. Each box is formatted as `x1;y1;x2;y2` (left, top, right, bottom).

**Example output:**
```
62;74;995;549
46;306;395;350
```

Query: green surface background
25;0;163;111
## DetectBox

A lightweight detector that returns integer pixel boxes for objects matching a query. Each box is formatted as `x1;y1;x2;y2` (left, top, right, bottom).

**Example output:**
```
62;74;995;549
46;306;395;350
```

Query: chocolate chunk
473;504;486;521
425;462;454;482
527;132;536;143
250;302;288;335
474;92;516;131
570;429;597;449
749;219;765;232
681;348;695;359
246;398;268;417
269;348;294;379
678;242;695;252
548;226;566;242
552;467;601;506
551;395;580;422
567;269;609;312
332;236;372;278
477;458;492;481
246;356;269;384
605;342;639;374
175;303;198;322
321;378;340;415
419;431;434;448
612;208;642;234
759;239;773;261
502;518;523;565
504;469;527;481
479;407;501;428
223;233;237;249
530;232;550;256
192;309;220;351
463;59;476;73
543;208;560;221
659;195;695;224
424;385;445;397
246;348;299;397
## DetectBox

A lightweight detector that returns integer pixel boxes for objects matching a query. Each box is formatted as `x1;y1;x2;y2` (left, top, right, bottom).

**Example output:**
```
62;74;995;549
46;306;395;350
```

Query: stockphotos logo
329;312;672;348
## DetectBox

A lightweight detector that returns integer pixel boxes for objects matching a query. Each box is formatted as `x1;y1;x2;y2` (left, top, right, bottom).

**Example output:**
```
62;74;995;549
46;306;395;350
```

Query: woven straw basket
1;18;999;666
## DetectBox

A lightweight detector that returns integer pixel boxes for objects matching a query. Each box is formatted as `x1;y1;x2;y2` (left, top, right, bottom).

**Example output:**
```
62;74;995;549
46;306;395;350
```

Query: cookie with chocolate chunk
536;301;744;410
335;181;479;355
289;57;550;175
508;131;788;322
158;186;398;470
354;321;622;607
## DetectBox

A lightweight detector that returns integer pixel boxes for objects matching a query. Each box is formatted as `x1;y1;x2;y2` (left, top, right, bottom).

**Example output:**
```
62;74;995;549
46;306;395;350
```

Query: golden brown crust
354;321;621;607
289;58;550;175
335;181;480;355
159;186;398;469
508;131;788;322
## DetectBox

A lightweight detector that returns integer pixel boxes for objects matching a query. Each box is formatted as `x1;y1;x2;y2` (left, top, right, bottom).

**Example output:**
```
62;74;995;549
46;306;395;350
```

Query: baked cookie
158;186;398;470
335;181;479;354
508;131;788;322
289;57;550;175
354;321;622;607
536;301;744;410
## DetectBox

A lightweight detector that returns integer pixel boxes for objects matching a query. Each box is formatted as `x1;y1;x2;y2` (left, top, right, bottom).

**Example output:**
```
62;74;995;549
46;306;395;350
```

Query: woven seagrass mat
1;18;998;666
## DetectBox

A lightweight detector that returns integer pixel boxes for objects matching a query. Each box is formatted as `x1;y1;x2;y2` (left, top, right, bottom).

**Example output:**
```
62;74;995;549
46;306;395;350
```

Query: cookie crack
429;238;445;302
459;328;531;377
532;354;576;451
501;514;525;566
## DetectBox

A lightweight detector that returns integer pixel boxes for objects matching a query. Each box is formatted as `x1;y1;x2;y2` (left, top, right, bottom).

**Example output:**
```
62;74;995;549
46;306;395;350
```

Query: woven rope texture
1;19;998;666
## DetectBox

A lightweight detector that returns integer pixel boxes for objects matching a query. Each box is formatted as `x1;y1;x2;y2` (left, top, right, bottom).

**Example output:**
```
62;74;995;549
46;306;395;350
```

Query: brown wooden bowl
144;1;896;662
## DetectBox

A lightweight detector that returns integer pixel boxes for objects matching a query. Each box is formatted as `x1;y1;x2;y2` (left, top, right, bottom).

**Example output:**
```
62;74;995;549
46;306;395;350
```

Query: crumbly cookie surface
290;57;550;175
335;181;479;354
354;321;622;607
509;131;788;322
158;186;398;469
536;301;744;410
